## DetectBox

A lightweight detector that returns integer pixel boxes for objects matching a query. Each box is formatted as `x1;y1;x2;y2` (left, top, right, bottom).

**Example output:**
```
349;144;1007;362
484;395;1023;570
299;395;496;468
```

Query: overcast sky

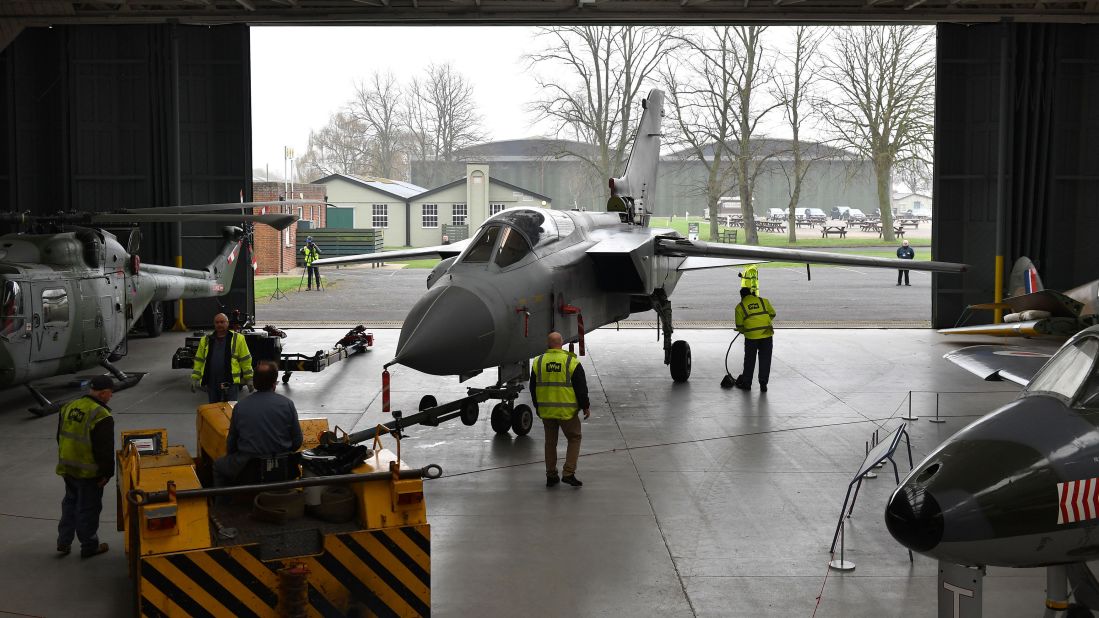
251;26;550;177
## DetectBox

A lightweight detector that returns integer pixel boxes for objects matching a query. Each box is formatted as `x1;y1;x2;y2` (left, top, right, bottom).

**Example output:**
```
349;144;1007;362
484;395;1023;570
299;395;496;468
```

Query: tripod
298;266;323;292
269;276;288;300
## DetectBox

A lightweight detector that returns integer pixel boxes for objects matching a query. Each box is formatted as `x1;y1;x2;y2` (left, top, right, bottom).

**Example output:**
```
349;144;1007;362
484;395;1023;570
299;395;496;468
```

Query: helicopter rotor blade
90;213;299;230
122;200;325;214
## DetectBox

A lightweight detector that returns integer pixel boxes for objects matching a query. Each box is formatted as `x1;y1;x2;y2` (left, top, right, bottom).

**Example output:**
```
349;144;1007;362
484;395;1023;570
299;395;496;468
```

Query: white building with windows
312;174;427;246
893;192;933;218
312;165;551;248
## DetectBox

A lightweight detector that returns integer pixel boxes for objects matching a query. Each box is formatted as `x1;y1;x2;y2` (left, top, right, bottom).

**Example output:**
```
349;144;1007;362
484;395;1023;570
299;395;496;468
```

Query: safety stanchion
900;391;918;421
829;523;855;571
928;392;946;424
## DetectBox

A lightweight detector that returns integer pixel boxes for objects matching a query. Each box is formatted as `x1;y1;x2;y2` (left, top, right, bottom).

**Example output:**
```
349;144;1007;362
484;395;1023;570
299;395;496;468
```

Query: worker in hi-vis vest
738;264;760;296
530;331;590;488
302;236;322;290
191;313;254;403
55;375;115;558
734;287;776;392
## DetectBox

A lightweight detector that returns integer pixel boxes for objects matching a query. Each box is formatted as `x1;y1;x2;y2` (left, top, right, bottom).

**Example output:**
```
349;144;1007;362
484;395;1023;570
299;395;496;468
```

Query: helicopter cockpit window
491;209;559;248
0;281;24;337
495;227;532;268
1028;337;1099;400
462;226;501;263
42;288;69;327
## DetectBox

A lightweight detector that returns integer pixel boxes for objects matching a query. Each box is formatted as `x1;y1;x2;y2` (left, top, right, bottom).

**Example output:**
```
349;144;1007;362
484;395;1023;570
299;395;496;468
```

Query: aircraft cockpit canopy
1027;336;1099;408
0;280;24;338
462;208;572;268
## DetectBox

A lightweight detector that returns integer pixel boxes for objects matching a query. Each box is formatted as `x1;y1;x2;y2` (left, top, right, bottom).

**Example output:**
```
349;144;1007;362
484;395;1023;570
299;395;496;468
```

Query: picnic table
796;219;816;229
757;220;786;233
879;226;906;239
728;216;744;228
821;225;847;238
860;222;881;232
899;219;920;229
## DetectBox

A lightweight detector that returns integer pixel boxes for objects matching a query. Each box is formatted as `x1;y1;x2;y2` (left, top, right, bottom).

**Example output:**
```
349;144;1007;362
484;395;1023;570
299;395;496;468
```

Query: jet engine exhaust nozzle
885;484;944;553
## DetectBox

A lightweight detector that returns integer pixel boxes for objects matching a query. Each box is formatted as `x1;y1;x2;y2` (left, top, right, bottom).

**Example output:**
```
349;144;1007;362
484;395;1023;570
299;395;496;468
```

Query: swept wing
943;344;1058;386
311;239;472;266
654;237;968;273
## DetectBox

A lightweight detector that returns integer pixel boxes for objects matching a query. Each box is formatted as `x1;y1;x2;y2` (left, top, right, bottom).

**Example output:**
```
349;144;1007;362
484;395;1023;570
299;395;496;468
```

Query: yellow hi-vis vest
191;331;254;386
533;348;580;420
741;264;760;296
303;245;319;266
56;396;111;478
735;294;776;340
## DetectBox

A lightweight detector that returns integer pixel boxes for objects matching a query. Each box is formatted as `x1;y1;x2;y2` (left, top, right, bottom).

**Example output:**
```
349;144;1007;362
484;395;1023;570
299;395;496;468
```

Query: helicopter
313;89;968;438
0;202;307;415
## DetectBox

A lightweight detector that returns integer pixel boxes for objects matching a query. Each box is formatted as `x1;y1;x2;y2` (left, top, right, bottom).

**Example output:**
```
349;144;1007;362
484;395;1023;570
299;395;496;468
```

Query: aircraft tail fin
204;226;244;295
607;89;664;227
1008;257;1043;297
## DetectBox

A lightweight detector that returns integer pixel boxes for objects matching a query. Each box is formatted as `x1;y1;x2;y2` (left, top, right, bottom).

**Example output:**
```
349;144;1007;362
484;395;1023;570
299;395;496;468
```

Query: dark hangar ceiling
0;0;1094;28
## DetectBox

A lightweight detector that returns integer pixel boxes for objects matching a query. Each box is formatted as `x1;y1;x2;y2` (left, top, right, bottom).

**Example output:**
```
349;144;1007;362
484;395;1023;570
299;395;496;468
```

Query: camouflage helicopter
0;202;306;414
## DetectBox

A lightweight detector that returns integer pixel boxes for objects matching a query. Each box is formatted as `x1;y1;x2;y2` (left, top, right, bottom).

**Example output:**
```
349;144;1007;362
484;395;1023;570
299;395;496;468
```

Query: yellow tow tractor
117;402;441;617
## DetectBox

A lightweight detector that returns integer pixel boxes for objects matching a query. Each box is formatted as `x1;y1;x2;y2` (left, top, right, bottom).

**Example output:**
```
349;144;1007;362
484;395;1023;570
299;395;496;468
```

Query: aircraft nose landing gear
490;402;534;436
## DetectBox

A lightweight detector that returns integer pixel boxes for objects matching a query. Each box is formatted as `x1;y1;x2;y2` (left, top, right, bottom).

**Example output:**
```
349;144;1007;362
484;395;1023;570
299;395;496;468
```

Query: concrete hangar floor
1;326;1052;617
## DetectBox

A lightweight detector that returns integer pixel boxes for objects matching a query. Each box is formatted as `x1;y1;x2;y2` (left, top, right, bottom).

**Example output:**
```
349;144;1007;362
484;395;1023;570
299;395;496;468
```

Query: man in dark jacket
213;360;303;486
896;239;915;286
56;375;114;558
530;332;590;488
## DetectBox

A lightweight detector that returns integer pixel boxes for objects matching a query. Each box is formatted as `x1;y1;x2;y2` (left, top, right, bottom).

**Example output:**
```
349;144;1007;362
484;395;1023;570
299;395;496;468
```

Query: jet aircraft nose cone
885;483;944;553
394;284;495;375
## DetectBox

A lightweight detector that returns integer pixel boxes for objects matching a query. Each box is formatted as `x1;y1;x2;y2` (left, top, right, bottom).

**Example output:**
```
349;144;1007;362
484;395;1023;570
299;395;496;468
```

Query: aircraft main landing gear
491;402;534;437
651;289;691;383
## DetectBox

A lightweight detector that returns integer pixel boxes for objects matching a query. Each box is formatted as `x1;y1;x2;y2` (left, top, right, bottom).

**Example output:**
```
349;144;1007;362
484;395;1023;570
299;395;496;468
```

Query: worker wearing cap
302;236;322;290
191;312;254;403
55;375;114;558
734;287;777;392
530;331;590;488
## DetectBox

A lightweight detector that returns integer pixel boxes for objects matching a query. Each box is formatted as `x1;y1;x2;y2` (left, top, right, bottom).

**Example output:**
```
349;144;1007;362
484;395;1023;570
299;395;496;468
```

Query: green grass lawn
648;216;929;248
253;274;334;302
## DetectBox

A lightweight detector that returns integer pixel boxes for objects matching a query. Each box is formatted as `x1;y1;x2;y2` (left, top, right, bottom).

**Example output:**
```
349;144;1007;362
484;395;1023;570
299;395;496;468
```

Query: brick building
251;181;326;275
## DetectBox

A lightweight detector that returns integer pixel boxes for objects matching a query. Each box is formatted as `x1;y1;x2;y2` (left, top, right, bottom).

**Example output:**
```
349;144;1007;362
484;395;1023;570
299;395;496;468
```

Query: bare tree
895;159;932;195
526;26;678;209
775;26;823;243
297;111;371;181
727;26;784;245
663;28;740;242
819;26;935;241
404;63;486;187
349;71;407;180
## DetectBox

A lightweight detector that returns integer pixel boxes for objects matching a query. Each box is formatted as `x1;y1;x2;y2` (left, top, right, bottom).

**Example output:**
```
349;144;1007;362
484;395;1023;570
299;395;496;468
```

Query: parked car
803;208;827;222
845;208;867;222
767;208;786;221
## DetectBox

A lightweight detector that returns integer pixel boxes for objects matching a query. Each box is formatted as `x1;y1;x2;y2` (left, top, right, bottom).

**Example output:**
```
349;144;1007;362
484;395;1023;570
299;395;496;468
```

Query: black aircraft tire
670;340;692;383
511;404;534;436
419;395;438;411
490;403;511;435
460;401;479;426
143;301;164;338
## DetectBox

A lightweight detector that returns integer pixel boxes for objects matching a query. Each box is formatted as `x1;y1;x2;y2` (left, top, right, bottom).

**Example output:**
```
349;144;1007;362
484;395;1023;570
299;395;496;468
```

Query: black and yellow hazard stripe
138;524;430;617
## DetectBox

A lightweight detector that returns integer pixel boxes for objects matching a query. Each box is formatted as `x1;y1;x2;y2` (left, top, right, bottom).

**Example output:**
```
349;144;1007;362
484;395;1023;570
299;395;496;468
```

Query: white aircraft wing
655;237;968;273
943;344;1057;386
311;238;472;266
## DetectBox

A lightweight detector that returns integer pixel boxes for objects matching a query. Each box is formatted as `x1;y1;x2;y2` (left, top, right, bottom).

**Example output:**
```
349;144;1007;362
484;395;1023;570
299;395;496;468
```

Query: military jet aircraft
884;328;1099;612
0;202;305;414
314;89;967;436
940;256;1099;338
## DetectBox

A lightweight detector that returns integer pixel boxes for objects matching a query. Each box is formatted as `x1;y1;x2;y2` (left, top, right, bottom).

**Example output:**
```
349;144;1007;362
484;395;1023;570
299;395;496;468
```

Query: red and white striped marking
1058;478;1099;524
227;242;240;264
